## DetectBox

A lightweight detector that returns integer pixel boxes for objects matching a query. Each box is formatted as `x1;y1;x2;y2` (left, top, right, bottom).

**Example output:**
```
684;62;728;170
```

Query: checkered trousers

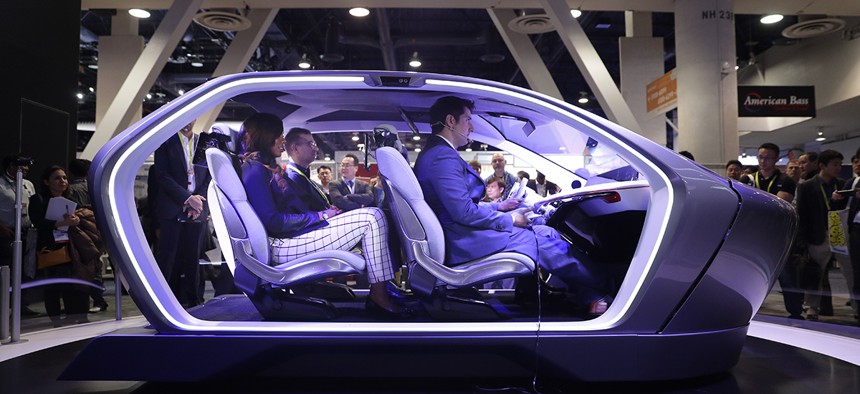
269;207;395;284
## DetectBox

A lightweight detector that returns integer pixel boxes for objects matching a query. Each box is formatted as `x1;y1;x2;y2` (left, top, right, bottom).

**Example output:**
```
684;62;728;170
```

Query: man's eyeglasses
298;140;318;149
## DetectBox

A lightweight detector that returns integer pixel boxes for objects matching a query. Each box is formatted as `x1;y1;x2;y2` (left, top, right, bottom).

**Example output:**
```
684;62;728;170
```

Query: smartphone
835;189;859;196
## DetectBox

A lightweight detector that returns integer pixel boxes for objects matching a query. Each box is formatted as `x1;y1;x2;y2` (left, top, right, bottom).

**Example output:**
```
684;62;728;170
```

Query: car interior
173;88;652;323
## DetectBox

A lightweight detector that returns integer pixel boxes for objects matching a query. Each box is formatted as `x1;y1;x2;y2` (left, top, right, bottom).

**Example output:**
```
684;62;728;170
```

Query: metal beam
487;8;563;100
195;8;280;132
376;9;397;70
540;0;641;131
82;0;204;159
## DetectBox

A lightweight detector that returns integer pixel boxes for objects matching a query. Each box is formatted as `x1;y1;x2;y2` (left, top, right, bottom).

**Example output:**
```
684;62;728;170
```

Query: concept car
62;71;796;382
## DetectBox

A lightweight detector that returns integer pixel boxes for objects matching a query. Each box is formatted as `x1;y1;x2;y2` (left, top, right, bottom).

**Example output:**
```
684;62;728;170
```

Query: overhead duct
508;9;555;34
782;17;846;39
193;9;252;32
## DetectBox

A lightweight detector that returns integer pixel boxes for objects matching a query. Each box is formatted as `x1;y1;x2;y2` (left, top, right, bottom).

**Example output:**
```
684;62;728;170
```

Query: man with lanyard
796;149;848;321
743;143;804;319
152;120;211;308
843;154;860;323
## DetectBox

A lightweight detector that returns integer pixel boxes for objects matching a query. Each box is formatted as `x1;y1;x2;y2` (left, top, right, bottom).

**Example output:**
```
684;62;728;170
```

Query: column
619;11;666;145
674;0;738;166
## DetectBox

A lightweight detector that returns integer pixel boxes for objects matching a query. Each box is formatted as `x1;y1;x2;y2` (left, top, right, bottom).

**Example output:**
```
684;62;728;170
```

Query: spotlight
409;52;422;68
298;54;311;69
349;8;370;17
412;135;421;141
76;92;84;100
352;135;360;141
414;147;422;152
760;14;783;24
87;64;98;70
815;137;826;142
570;9;582;18
146;93;152;100
88;87;94;92
577;91;589;104
191;61;203;67
128;9;151;19
178;89;185;95
465;147;472;152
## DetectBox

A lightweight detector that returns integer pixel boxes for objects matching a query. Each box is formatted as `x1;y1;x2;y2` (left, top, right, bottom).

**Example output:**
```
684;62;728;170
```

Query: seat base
421;287;505;321
250;287;338;321
290;281;356;301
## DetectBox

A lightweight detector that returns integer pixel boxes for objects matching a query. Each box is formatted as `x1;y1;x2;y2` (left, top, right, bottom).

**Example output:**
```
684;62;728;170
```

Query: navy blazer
241;160;328;238
152;133;211;222
329;179;375;211
414;135;513;266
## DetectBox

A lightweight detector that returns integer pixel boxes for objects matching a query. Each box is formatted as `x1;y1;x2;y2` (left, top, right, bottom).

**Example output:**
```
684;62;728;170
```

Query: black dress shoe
386;282;415;301
365;297;413;319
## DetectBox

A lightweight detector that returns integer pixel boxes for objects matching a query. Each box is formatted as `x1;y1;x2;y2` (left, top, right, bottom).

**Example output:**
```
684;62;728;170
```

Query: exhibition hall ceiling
77;2;860;152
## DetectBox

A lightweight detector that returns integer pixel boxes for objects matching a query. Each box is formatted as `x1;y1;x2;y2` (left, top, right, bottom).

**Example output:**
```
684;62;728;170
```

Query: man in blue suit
413;96;611;314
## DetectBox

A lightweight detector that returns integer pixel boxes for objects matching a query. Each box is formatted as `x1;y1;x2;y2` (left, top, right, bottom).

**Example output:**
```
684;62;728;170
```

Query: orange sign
646;69;677;114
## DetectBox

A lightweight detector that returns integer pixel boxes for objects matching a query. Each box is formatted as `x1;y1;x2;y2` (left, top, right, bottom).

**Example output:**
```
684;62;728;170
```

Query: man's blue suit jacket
414;135;514;266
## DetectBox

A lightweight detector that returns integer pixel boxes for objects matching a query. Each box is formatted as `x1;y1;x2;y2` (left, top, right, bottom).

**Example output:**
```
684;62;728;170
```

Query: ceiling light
577;91;589;104
412;135;421;141
87;64;98;70
818;131;824;136
570;9;582;18
324;156;331;161
351;135;360;141
146;93;152;100
128;9;151;19
298;54;311;69
76;92;84;99
760;14;784;24
816;137;826;142
88;87;94;92
349;8;370;17
414;147;422;152
191;61;203;67
465;147;472;152
409;52;422;68
178;89;185;95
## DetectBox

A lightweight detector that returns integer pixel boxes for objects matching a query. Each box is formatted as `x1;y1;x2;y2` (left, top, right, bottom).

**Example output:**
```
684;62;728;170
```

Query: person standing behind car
796;150;848;321
329;154;376;211
741;143;803;319
152;120;211;308
486;153;517;202
29;165;90;326
843;154;860;324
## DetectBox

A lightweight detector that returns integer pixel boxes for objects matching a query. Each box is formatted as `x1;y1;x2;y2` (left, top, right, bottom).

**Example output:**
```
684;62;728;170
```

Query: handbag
829;209;849;255
37;246;71;269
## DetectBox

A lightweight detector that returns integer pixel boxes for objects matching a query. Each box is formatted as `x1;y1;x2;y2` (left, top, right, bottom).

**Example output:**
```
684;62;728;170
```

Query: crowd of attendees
725;144;860;323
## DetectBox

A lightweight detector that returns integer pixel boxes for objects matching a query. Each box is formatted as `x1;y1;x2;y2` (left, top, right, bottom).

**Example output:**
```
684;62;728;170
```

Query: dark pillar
0;1;80;182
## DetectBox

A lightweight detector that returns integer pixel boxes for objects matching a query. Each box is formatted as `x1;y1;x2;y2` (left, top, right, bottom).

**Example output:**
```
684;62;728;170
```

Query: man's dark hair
68;159;91;179
517;171;530;180
802;151;819;163
244;113;284;165
725;159;742;169
818;150;843;168
284;127;312;151
343;154;360;167
758;143;780;157
487;177;505;189
317;165;332;174
2;154;28;171
678;151;695;161
429;96;475;134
